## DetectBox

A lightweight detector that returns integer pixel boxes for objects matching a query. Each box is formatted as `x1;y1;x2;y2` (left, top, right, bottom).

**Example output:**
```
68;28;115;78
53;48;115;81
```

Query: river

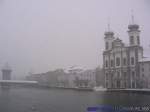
0;87;150;112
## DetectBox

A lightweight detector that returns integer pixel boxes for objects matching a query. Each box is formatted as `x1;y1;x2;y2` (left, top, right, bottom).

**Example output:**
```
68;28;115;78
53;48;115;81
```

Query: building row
26;66;104;88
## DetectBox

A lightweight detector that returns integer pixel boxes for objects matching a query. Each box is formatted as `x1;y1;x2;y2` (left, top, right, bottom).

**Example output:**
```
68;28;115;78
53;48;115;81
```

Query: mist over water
0;0;149;79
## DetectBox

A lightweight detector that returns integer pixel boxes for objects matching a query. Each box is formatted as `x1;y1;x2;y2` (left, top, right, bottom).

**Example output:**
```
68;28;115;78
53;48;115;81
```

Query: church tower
104;24;115;50
128;15;141;46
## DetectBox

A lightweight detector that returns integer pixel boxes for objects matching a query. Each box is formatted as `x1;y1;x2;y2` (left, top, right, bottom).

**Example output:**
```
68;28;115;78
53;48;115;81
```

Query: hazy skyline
0;0;150;79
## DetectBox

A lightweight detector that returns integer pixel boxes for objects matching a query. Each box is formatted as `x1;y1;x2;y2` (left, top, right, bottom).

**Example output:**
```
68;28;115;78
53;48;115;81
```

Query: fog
0;0;149;79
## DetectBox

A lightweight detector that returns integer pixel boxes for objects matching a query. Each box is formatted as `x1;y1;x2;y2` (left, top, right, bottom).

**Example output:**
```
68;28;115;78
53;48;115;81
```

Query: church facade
103;22;145;89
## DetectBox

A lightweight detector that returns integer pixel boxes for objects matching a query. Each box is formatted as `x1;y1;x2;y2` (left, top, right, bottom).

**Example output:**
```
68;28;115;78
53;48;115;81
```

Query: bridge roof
0;80;38;84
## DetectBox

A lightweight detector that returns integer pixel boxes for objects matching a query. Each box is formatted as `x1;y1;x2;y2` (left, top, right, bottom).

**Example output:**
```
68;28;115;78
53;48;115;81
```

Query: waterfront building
68;67;96;88
27;67;97;88
103;21;145;89
75;69;96;88
139;57;150;88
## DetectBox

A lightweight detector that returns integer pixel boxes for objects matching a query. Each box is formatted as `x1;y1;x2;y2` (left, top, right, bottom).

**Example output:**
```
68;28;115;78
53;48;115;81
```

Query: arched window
110;60;114;67
137;36;140;45
116;57;120;66
132;71;135;79
131;57;135;65
123;58;127;66
105;60;108;67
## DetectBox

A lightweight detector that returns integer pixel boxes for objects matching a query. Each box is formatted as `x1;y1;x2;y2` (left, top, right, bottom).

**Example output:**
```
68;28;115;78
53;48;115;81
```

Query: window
116;57;120;66
123;58;127;66
105;60;108;67
132;71;135;78
131;57;134;65
137;36;140;44
132;82;135;88
117;80;120;88
106;82;108;88
105;73;108;80
142;74;144;77
142;68;144;72
117;71;120;78
123;72;127;79
110;60;114;67
106;42;109;50
111;73;114;79
130;36;134;45
124;82;127;88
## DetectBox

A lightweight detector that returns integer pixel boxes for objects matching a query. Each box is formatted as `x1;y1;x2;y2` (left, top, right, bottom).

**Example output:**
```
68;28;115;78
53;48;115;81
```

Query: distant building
68;67;96;88
27;69;67;87
57;72;69;87
27;67;97;88
26;73;45;85
1;63;12;80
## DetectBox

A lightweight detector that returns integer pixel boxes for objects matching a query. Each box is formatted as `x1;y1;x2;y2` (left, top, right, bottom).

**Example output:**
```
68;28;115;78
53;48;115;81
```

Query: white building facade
67;67;96;88
103;23;144;89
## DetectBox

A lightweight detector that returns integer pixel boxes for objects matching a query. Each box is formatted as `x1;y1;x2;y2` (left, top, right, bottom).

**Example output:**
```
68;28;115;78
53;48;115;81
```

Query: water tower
1;63;12;80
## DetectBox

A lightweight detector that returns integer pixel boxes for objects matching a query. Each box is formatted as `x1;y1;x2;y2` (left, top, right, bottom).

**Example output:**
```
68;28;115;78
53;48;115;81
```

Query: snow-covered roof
0;80;38;84
139;57;150;62
67;66;85;71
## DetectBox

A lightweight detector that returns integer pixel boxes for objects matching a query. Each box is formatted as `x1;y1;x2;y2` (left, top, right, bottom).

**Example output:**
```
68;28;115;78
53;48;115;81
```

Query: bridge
0;80;38;88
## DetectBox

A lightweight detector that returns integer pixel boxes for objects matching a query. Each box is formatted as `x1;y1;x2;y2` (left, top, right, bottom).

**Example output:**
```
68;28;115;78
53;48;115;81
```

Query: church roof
104;31;114;36
114;38;122;42
128;24;140;31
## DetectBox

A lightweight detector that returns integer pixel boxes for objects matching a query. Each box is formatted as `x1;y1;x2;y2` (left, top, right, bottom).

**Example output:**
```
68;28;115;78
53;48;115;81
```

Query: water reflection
0;86;11;112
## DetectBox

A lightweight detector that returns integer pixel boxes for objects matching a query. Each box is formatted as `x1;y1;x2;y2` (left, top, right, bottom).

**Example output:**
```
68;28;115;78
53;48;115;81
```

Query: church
103;19;150;89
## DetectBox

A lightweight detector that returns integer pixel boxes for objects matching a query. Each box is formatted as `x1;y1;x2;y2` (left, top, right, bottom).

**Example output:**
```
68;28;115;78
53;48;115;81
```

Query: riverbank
32;85;94;91
104;88;150;94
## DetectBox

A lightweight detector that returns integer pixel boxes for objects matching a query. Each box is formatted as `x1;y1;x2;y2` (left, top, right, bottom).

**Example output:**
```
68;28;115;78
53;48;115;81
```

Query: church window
124;72;127;79
132;71;135;79
142;68;144;72
110;60;114;67
105;73;108;80
142;74;144;77
117;71;120;78
116;57;120;66
105;60;108;67
131;57;135;65
106;42;109;50
137;36;140;44
123;58;127;66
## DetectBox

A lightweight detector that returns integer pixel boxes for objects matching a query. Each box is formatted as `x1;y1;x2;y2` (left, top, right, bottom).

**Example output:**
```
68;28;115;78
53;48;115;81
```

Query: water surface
0;87;150;112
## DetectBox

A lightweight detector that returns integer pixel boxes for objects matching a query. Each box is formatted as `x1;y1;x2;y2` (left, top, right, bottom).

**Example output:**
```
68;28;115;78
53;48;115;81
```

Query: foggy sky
0;0;150;79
